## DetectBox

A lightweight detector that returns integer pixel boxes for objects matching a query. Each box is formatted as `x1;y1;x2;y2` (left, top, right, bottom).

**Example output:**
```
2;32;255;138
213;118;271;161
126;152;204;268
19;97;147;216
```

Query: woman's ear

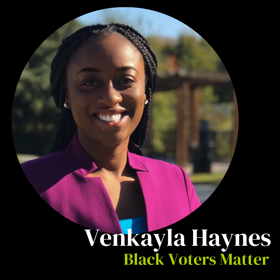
64;91;70;109
144;93;148;105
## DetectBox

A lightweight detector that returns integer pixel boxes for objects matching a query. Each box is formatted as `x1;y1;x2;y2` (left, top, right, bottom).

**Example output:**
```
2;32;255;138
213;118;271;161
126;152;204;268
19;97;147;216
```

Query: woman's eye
82;80;98;86
120;78;134;86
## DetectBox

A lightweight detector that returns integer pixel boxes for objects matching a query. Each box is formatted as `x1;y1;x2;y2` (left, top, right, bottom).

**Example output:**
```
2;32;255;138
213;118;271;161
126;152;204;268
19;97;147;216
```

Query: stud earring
145;100;149;105
64;103;68;109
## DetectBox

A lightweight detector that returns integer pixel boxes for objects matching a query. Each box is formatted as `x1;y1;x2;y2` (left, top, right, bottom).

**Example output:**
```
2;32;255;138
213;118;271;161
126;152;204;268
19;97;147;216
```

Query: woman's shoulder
134;153;201;210
20;150;70;189
131;153;184;174
21;150;65;173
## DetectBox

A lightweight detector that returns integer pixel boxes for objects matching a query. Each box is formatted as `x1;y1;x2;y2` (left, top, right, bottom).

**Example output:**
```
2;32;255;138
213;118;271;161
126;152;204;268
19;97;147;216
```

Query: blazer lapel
67;136;165;233
128;152;164;232
138;172;166;232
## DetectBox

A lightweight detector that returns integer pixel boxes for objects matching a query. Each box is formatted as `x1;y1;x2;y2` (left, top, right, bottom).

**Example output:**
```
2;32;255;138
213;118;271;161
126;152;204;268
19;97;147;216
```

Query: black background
10;5;274;272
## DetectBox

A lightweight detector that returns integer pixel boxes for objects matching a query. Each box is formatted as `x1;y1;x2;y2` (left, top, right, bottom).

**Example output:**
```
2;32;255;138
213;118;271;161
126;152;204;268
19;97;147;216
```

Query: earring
145;100;149;105
64;103;68;109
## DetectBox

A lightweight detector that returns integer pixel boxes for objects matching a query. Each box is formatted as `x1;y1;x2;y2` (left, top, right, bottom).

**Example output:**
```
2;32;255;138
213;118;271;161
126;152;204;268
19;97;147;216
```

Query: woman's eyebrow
77;67;101;75
116;66;139;73
77;66;139;76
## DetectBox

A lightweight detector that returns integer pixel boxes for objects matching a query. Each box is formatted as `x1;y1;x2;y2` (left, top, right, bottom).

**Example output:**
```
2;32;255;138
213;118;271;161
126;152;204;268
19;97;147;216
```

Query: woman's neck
77;132;129;176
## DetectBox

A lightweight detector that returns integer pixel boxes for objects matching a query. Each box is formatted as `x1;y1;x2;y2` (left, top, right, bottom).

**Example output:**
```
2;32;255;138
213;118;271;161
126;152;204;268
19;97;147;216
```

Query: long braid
50;23;157;155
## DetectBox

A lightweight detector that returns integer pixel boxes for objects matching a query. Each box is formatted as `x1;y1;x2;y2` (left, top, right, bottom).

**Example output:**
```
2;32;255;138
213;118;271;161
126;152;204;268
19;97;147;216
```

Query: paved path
194;183;218;204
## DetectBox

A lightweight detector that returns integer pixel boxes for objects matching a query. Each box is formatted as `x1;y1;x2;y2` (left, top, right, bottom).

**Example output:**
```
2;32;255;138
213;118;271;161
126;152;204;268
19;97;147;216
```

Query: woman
21;23;201;234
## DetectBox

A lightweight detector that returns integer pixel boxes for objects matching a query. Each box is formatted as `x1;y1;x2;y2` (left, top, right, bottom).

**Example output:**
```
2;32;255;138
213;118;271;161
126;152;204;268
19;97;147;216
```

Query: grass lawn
189;173;225;185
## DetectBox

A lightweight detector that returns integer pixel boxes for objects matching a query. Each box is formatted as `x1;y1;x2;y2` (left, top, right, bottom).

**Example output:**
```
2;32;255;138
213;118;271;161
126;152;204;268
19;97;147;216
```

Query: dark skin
65;33;146;219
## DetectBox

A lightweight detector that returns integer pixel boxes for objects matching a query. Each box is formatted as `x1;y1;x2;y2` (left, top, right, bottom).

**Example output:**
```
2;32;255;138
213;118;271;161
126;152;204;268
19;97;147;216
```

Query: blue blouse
119;216;147;234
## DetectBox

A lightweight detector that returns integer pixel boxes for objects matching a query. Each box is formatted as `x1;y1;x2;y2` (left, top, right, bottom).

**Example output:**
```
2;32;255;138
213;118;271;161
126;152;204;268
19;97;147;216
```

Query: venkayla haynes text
85;229;271;253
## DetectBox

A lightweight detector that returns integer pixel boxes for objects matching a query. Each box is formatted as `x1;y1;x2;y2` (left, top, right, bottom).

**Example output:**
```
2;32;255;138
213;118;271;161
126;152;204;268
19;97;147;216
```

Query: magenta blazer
21;134;201;233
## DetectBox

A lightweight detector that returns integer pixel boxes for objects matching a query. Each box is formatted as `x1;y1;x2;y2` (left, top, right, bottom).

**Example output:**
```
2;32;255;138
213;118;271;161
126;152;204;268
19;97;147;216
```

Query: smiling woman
65;32;146;152
21;23;201;234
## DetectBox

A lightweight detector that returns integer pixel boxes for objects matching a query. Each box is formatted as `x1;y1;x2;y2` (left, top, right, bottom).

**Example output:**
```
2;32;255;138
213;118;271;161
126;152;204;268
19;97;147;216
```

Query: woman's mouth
92;111;129;125
97;113;121;123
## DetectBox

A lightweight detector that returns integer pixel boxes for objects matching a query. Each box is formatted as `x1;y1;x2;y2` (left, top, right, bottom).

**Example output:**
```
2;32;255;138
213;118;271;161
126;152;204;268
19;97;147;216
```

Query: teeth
97;114;122;123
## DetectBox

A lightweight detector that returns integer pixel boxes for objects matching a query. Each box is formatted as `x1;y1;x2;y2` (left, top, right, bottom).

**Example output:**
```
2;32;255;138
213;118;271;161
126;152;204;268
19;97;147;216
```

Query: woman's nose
97;82;123;107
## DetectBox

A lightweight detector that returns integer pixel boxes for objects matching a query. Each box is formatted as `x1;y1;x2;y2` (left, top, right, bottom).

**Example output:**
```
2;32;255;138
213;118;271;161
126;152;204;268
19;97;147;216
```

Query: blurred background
12;8;238;203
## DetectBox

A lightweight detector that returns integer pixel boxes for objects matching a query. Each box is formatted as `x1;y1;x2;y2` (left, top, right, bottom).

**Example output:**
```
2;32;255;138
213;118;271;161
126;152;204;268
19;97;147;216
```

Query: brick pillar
232;89;239;156
191;86;201;146
176;82;192;167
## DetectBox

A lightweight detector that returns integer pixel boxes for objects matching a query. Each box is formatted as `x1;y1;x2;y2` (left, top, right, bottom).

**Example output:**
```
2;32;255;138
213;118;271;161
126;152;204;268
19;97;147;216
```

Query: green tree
176;36;221;72
13;20;83;156
151;90;177;157
148;35;232;160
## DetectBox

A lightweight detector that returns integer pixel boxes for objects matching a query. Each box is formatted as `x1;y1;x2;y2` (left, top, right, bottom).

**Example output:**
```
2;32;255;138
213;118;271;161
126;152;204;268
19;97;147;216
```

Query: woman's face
65;32;146;148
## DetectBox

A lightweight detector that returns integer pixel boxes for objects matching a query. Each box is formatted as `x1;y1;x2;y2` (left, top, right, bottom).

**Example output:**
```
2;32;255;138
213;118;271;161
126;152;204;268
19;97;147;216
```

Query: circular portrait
13;8;237;234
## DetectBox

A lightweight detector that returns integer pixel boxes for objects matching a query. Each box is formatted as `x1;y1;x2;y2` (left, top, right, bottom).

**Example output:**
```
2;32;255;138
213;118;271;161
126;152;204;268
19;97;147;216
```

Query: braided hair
50;23;157;155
